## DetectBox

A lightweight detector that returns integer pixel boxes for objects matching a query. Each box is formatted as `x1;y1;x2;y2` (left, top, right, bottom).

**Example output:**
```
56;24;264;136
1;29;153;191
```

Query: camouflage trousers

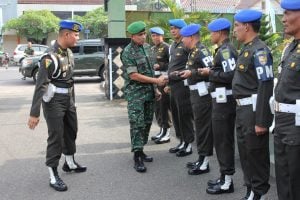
127;99;154;152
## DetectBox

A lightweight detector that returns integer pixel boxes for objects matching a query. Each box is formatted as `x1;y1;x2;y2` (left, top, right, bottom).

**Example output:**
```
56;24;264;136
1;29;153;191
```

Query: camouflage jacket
121;41;155;101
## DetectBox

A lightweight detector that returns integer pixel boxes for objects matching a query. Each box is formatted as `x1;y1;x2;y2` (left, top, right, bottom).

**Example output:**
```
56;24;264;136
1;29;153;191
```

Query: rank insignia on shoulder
244;51;249;57
239;64;244;70
221;49;230;60
291;62;296;68
45;58;52;68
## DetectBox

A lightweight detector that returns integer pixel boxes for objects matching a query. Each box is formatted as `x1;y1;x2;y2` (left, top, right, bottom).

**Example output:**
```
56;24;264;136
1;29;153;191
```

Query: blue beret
150;27;164;35
169;19;187;29
127;21;146;34
59;20;83;32
281;0;300;10
234;9;262;23
180;24;201;37
208;18;231;32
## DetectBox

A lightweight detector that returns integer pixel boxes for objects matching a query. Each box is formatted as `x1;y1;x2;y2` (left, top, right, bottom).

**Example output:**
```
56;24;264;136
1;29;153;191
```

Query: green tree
3;10;59;44
74;7;108;39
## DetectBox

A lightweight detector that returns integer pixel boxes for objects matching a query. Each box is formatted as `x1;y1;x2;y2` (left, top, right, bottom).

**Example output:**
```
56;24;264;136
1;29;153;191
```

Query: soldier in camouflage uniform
202;18;237;195
149;27;172;144
179;24;213;175
24;41;34;56
274;1;300;199
27;20;87;192
233;10;274;200
121;21;167;173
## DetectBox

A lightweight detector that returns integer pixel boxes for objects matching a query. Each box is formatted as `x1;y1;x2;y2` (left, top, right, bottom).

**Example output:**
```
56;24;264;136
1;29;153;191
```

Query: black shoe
49;175;68;192
206;181;234;194
141;151;153;162
62;161;87;173
134;151;146;173
188;163;210;175
169;142;183;153
154;138;170;144
207;174;225;187
240;186;252;200
186;161;198;169
151;128;162;141
176;143;192;157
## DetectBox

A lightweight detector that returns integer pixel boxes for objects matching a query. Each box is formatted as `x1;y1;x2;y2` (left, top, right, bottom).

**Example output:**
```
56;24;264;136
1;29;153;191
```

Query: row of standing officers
121;1;300;200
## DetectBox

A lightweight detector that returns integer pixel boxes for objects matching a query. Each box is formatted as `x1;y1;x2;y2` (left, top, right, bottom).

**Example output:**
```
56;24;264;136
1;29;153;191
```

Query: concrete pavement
0;67;278;200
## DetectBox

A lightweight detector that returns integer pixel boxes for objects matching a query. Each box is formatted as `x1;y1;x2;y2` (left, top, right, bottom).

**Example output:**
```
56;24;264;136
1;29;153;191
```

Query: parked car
19;39;105;82
13;44;49;64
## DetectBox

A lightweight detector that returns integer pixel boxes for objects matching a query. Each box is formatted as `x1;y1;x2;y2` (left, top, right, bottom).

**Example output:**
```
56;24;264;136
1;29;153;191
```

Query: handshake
156;75;168;86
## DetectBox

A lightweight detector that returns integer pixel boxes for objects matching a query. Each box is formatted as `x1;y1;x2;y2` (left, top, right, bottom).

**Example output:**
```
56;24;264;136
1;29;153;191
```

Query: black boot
133;151;146;173
49;167;68;192
141;151;153;162
253;193;264;200
206;175;234;194
169;141;184;153
186;155;203;169
188;156;210;175
151;128;163;141
207;174;225;187
240;186;252;200
176;143;192;157
62;155;87;173
154;128;170;144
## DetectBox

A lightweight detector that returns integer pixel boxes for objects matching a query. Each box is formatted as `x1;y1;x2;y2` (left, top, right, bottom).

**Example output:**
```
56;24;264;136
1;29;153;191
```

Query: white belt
236;97;253;106
55;87;71;94
154;71;167;76
189;82;209;90
211;89;232;98
275;101;298;113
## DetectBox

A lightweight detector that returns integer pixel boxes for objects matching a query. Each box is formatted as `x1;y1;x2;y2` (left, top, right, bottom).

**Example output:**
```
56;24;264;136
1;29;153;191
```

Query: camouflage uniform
121;41;155;152
30;41;77;167
232;36;274;196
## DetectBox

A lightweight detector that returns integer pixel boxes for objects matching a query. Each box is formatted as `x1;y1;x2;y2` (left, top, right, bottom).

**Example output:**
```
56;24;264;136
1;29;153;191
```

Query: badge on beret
72;24;80;32
244;51;249;58
221;49;230;60
257;51;268;65
239;64;244;70
44;58;52;68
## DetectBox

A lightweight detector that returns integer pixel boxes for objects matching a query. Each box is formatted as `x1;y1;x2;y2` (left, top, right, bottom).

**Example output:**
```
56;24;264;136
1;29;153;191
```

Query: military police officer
149;27;172;144
274;1;300;199
24;41;34;56
167;19;195;157
201;18;237;195
28;20;87;192
179;24;213;174
232;10;274;200
121;21;167;173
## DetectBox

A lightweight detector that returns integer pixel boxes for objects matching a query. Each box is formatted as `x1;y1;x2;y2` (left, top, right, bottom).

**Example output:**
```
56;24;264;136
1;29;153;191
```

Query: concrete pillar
107;0;126;38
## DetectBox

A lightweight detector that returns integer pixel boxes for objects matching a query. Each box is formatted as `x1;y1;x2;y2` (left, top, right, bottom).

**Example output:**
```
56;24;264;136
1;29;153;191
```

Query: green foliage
259;15;283;76
3;10;59;44
73;7;108;38
146;0;216;48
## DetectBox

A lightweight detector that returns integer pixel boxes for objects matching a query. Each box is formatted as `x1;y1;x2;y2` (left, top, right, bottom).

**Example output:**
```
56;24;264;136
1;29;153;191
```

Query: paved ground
0;66;278;200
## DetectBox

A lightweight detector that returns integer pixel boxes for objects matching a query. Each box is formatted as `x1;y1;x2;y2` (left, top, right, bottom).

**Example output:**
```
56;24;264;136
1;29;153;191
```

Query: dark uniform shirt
275;39;300;135
232;36;274;127
186;41;213;85
30;42;75;117
209;39;237;91
24;47;34;56
121;41;155;101
151;41;169;73
168;40;190;84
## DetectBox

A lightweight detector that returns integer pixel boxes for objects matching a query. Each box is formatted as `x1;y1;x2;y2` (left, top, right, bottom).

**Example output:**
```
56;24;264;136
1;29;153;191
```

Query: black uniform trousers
236;105;270;196
212;97;236;175
170;81;194;144
274;112;300;200
190;91;213;156
42;93;77;167
155;85;172;129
